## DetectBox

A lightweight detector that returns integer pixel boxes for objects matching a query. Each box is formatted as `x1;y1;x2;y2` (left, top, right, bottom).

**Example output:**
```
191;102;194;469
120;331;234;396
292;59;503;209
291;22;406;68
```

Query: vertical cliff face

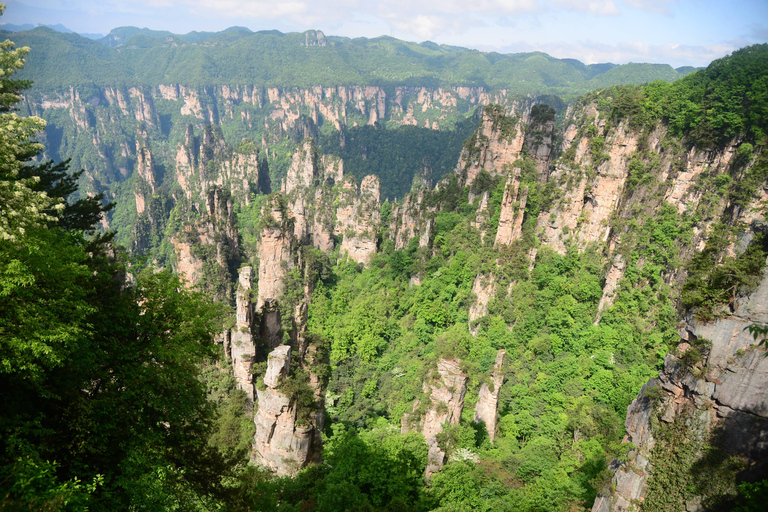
336;174;381;264
390;181;433;251
474;350;506;442
256;197;294;348
133;129;156;216
593;267;768;512
230;266;256;401
170;185;240;296
457;105;527;188
494;172;528;247
253;345;322;476
283;139;340;251
282;138;382;264
468;274;496;334
430;96;766;509
257;198;295;312
27;84;512;204
176;124;264;205
402;358;469;479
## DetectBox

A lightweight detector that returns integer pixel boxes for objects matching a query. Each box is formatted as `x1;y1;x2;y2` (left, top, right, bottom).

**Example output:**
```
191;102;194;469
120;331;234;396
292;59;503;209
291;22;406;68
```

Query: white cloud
490;39;737;67
553;0;619;15
622;0;679;14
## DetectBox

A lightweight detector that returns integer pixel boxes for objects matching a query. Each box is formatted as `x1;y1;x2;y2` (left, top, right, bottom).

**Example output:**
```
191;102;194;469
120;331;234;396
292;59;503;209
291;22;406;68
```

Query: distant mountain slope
6;26;697;93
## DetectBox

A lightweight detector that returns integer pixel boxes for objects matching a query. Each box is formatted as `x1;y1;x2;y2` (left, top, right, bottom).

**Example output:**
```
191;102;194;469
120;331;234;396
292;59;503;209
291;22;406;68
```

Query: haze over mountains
6;25;697;92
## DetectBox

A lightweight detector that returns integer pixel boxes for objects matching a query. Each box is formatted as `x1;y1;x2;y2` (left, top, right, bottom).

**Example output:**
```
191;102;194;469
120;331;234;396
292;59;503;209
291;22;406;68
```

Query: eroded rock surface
230;266;256;400
474;350;506;442
402;358;468;479
253;346;313;475
594;269;768;511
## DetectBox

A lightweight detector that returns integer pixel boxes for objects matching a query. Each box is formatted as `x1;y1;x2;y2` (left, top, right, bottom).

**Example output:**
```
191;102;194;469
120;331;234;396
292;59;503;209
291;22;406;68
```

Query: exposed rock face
537;118;639;255
593;269;768;511
27;84;514;200
457;105;526;188
253;345;321;476
468;274;496;334
171;238;205;287
230;267;256;400
594;254;625;324
471;191;490;242
390;184;433;251
402;358;468;479
256;200;294;311
170;186;240;295
336;175;381;264
281;138;380;263
474;350;506;442
134;136;156;215
494;172;528;247
283;139;318;195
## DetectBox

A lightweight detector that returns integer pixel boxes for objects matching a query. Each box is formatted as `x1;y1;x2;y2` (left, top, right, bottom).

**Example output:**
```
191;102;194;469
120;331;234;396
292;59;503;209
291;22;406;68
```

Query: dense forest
2;4;768;510
7;25;694;93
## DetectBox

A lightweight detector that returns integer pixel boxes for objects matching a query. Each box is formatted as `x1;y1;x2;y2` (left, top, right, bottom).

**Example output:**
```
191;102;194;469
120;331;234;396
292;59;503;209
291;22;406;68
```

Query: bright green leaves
607;44;768;148
0;228;93;384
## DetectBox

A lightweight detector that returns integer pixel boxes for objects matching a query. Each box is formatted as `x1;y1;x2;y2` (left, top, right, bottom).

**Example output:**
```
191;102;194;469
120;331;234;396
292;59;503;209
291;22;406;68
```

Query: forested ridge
6;25;694;93
2;5;768;509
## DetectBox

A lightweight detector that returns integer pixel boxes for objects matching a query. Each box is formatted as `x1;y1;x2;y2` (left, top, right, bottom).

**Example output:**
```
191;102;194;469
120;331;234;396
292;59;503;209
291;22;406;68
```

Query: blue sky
3;0;766;67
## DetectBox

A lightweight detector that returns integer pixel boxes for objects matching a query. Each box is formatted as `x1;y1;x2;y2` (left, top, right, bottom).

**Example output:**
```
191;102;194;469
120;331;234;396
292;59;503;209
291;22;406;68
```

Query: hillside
7;26;695;91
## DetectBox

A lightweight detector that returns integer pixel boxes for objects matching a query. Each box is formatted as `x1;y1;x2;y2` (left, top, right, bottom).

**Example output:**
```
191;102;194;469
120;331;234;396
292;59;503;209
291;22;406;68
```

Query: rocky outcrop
253;345;321;476
474;350;506;442
171;186;239;295
171;237;205;286
283;139;342;251
594;254;625;324
494;172;528;247
25;81;517;220
402;358;468;479
457;105;526;188
180;124;264;204
537;117;640;255
281;139;381;264
256;197;294;347
230;266;257;400
468;274;496;334
593;267;768;511
390;183;433;251
134;134;156;215
336;175;381;264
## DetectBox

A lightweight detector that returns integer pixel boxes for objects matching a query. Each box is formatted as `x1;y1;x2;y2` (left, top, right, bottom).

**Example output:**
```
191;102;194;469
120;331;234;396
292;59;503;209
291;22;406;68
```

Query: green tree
0;8;235;509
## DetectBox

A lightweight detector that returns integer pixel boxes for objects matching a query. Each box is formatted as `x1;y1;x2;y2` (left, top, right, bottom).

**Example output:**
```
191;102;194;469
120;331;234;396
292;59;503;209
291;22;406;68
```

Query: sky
2;0;767;67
